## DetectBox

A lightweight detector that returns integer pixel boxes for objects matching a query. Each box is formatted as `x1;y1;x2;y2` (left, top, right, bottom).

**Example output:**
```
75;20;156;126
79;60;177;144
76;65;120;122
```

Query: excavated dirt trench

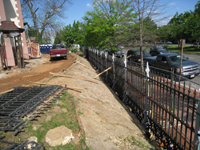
0;54;76;93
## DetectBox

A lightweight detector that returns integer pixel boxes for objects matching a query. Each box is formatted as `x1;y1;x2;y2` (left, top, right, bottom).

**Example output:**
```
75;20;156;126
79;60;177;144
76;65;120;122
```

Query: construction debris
93;55;132;79
76;61;97;72
93;67;112;79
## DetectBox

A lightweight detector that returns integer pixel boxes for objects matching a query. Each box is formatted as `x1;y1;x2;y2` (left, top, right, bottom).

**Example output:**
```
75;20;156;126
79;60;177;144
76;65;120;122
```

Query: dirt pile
45;53;160;150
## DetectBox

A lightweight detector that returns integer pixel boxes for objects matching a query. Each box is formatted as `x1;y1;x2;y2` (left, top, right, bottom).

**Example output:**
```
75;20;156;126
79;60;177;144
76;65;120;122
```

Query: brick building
0;0;28;68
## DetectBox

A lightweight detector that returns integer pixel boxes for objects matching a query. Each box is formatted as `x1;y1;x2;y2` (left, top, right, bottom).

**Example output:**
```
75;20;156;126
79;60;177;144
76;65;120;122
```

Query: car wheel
50;57;53;61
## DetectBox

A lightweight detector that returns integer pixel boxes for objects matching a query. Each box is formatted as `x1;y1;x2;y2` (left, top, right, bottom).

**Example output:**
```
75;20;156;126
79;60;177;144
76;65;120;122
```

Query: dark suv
127;49;151;62
150;46;168;56
115;50;124;58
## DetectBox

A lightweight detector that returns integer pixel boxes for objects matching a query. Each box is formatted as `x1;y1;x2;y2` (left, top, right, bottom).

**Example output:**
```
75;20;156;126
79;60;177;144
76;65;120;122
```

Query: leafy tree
156;25;170;44
61;21;84;47
82;0;136;51
54;31;62;44
21;0;72;44
189;1;200;48
130;0;167;71
168;12;191;47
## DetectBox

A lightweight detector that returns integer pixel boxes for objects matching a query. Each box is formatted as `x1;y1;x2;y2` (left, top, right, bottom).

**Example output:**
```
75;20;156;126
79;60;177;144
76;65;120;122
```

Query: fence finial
124;55;127;68
105;52;107;60
112;53;115;62
145;61;150;78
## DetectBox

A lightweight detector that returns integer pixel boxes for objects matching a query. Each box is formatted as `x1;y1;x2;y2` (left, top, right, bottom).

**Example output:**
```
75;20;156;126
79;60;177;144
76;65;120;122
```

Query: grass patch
131;44;200;54
162;45;200;54
1;91;90;150
123;136;152;149
79;51;85;56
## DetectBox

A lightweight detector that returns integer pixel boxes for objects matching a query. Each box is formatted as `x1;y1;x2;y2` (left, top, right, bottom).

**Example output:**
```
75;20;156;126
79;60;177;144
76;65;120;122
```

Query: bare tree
130;0;169;71
21;0;72;44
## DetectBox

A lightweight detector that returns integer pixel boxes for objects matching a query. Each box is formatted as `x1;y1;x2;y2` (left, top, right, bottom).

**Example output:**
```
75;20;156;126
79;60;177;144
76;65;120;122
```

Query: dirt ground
0;53;161;149
0;54;75;92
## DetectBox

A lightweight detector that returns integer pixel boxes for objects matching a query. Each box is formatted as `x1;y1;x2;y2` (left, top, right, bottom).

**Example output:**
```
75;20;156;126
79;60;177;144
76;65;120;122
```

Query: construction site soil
0;54;75;93
0;53;161;149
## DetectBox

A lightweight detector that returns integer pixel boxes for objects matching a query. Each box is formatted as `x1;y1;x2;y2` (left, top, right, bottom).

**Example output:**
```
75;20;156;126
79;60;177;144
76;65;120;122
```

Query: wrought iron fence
88;48;200;150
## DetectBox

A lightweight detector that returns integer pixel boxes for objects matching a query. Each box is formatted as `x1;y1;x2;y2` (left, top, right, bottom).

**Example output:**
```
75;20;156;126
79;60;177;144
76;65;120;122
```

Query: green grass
123;136;153;150
163;45;200;54
1;91;90;150
132;44;200;54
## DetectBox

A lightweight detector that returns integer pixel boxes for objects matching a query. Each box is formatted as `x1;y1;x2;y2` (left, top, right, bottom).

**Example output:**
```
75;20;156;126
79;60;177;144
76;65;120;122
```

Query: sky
63;0;199;27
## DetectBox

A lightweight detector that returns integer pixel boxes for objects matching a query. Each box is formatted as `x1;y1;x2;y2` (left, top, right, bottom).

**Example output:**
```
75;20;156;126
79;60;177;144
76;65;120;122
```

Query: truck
49;44;67;61
144;53;200;79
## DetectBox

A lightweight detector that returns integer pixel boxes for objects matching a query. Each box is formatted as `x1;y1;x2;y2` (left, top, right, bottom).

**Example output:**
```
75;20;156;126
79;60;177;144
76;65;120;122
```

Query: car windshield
156;46;164;49
169;55;188;63
116;50;123;52
52;44;65;49
134;50;148;56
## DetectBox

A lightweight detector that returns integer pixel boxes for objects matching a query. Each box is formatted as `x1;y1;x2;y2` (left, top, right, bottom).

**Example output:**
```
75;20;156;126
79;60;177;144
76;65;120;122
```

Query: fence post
100;51;103;72
112;53;116;91
105;52;108;83
142;62;150;130
97;50;99;71
123;55;128;104
95;49;97;69
193;89;200;150
170;68;174;114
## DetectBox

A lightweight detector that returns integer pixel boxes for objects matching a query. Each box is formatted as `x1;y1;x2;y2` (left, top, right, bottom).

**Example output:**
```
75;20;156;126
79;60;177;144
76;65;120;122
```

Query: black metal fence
88;48;200;150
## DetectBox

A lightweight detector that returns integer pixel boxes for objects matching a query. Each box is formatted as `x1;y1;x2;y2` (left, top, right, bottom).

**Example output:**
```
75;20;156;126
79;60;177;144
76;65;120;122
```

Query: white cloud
86;3;92;7
177;7;180;9
169;3;176;6
169;16;173;20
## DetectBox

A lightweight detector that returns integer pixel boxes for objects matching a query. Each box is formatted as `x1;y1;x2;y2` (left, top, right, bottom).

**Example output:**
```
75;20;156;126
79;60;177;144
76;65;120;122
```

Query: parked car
193;41;200;45
150;46;168;56
144;53;200;79
49;44;67;61
166;41;172;44
115;49;124;58
173;41;178;44
127;49;151;62
104;49;112;55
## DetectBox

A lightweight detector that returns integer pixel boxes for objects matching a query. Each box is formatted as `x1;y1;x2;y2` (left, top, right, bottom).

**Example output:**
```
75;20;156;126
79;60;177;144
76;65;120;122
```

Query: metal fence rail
0;85;65;135
0;135;44;150
88;48;200;150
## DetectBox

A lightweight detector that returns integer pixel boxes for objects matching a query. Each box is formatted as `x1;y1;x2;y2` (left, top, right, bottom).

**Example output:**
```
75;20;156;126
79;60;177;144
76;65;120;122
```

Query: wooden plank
0;88;14;95
30;82;83;91
76;61;96;72
93;66;112;79
92;55;132;79
49;72;99;84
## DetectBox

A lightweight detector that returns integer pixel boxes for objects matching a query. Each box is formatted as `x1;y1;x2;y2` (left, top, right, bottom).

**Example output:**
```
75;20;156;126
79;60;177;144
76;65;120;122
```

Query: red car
49;44;67;60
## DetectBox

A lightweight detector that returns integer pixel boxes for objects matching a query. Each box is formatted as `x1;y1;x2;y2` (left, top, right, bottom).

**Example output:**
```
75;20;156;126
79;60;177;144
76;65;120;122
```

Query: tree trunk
178;39;180;48
140;24;144;72
138;0;144;72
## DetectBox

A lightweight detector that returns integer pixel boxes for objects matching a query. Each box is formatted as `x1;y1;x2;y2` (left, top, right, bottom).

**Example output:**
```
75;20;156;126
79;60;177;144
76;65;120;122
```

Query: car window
169;55;187;63
143;50;148;55
158;49;168;52
128;50;133;55
134;51;140;56
52;45;57;49
157;56;162;62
